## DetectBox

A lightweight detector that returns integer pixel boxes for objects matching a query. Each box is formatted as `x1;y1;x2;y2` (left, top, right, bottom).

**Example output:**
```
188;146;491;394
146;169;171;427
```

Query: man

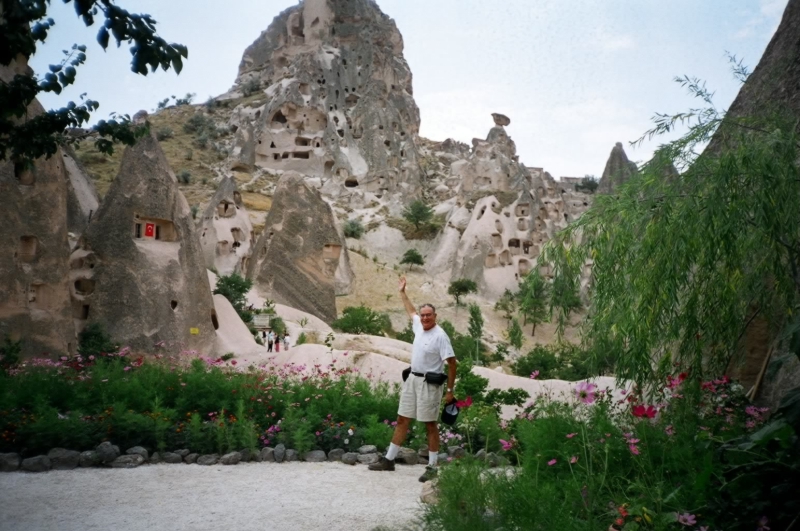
369;276;457;482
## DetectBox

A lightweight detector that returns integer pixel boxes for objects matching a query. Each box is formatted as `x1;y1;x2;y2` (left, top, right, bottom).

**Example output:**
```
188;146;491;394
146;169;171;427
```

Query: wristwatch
446;388;453;393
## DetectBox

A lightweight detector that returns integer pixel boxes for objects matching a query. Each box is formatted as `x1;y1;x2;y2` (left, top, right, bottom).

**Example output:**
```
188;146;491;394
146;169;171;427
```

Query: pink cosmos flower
665;425;675;436
547;459;557;466
570;455;578;464
123;366;131;371
574;382;597;404
632;405;657;418
499;439;514;451
628;444;640;455
566;433;577;439
677;513;696;526
530;370;540;379
456;396;473;408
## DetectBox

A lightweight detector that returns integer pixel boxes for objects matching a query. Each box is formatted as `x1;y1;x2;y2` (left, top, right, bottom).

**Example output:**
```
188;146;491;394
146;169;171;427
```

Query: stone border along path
0;444;439;531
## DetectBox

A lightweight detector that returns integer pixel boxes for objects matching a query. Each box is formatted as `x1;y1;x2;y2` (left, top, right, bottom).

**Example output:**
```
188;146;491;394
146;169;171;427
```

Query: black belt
411;371;425;377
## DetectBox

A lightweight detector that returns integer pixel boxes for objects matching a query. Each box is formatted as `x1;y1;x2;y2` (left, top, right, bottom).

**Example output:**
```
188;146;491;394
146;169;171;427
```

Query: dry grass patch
242;192;272;213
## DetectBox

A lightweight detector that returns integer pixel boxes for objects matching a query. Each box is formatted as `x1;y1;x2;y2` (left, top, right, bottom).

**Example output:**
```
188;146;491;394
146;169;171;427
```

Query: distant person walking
267;331;274;352
283;335;289;350
275;334;281;352
369;276;456;483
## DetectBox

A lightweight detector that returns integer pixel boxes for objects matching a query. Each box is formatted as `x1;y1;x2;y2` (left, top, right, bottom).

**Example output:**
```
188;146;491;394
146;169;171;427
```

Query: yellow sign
190;327;200;335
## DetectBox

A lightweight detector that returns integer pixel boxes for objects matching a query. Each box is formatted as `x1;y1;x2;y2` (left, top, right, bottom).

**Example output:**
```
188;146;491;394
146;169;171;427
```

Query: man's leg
369;415;411;471
425;421;440;463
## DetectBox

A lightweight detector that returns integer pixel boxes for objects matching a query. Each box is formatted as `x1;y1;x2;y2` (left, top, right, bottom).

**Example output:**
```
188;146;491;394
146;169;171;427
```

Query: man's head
419;303;437;331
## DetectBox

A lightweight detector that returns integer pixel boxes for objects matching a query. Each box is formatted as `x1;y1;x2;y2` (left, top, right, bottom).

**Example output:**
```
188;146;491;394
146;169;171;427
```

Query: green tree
402;199;433;230
517;270;549;336
342;219;364;239
399;248;424;270
467;303;484;363
1;1;188;165
541;74;800;388
575;175;599;193
493;288;517;326
505;318;523;354
332;305;390;335
448;278;477;306
214;274;253;324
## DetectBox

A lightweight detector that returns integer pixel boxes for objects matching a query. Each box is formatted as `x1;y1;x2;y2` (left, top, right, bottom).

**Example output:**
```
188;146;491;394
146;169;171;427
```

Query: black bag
402;367;411;382
424;372;447;385
441;399;459;426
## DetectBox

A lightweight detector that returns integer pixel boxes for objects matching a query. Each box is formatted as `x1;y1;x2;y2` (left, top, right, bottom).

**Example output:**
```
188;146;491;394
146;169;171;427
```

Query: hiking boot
418;465;438;483
368;456;395;471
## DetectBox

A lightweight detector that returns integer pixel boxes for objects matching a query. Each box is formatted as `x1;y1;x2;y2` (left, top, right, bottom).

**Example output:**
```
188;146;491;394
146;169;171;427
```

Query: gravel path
0;462;426;531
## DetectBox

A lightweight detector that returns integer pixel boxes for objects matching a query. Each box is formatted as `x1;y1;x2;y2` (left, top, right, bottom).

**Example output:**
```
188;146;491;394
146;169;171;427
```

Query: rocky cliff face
0;61;75;358
247;172;352;323
225;0;422;208
77;131;217;353
424;116;593;299
198;177;255;276
598;142;637;194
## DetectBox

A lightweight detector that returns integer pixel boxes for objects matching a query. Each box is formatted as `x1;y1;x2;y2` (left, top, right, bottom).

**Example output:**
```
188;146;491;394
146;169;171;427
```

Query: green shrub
241;78;261;96
511;343;596;380
448;278;477;306
332;305;391;335
295;332;308;345
155;126;173;141
177;169;191;184
190;204;199;219
400;248;424;269
343;219;365;239
0;336;22;372
402;199;433;229
574;175;598;193
213;274;253;324
77;323;119;358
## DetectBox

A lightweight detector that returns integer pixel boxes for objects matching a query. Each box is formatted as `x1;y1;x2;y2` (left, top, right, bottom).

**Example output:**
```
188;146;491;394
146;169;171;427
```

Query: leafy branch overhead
0;0;188;164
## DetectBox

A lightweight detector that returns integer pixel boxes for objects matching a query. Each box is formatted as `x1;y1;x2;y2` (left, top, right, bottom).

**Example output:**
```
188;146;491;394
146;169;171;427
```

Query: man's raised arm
398;276;417;318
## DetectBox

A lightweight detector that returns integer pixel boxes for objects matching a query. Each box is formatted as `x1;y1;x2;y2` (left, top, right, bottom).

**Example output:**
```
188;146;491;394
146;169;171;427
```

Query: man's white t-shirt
411;314;455;374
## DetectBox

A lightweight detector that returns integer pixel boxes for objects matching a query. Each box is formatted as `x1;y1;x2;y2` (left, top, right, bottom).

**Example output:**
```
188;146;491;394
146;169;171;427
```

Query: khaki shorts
398;374;444;422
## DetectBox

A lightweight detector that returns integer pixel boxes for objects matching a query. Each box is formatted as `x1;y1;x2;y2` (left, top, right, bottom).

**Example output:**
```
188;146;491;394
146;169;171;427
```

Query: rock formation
198;177;255;276
224;0;422;207
75;130;217;353
62;147;100;240
449;114;531;194
0;61;75;358
247;172;352;323
597;142;637;194
424;116;593;299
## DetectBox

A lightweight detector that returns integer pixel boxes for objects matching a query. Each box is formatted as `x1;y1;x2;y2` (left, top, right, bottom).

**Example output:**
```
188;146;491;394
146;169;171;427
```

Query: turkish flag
144;223;155;238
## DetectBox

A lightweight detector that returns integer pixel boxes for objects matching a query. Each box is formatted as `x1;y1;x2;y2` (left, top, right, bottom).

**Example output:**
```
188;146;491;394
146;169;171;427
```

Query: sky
31;0;788;178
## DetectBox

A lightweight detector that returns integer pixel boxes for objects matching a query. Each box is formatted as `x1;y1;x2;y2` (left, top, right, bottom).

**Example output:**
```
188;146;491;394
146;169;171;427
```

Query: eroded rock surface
248;172;352;322
597;142;637;194
198;177;255;276
77;132;217;353
225;0;423;207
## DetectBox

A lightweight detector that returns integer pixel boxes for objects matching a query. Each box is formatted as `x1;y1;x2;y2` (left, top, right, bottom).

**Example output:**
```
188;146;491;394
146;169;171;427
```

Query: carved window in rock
271;110;288;127
518;259;532;276
344;178;359;188
515;203;530;217
18;236;38;262
133;215;177;241
217;241;231;256
517;218;529;231
485;253;498;268
495;219;504;233
292;151;311;159
211;310;219;330
345;94;359;108
522;240;534;255
217;201;236;218
476;206;487;220
323;244;342;262
73;278;95;296
491;233;502;249
14;161;35;186
233;192;242;208
508;238;521;256
499;250;511;266
231;228;245;243
295;137;311;147
28;283;57;310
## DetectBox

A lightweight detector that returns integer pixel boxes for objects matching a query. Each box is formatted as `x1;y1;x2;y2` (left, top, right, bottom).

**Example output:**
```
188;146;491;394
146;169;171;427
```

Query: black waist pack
402;367;411;382
424;372;447;385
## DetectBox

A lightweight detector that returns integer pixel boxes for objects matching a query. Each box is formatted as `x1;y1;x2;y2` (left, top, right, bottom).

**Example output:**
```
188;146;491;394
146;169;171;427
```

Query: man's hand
445;391;454;404
398;275;407;293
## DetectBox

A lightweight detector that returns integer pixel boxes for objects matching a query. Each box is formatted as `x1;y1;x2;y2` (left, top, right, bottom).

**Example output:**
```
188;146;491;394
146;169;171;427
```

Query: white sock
385;443;400;460
428;451;439;467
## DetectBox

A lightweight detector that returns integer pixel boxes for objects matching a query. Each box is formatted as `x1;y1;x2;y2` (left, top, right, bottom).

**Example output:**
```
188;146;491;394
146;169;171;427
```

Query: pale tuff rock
198;177;255;276
247;172;352;323
597;142;637;194
0;61;75;358
491;113;511;127
62;147;100;238
77;133;217;353
226;0;423;205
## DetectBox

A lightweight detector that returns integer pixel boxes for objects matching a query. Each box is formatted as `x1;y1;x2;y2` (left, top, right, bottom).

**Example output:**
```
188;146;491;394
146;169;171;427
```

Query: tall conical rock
598;142;637;193
247;172;352;323
198;177;255;276
226;0;422;205
0;61;75;357
76;132;217;353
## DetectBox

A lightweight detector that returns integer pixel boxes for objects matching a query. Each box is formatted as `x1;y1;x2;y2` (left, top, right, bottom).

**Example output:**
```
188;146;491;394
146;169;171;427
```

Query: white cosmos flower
347;429;354;436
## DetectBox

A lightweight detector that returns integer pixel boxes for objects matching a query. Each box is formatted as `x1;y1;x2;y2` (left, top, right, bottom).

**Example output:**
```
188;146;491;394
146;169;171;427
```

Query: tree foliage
505;318;523;353
342;219;364;239
448;278;477;306
214;274;253;324
402;199;433;229
541;74;800;388
332;305;391;336
493;288;517;325
1;0;187;165
400;248;424;269
467;303;484;362
517;270;550;335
